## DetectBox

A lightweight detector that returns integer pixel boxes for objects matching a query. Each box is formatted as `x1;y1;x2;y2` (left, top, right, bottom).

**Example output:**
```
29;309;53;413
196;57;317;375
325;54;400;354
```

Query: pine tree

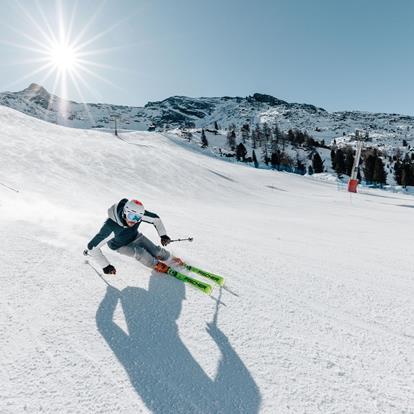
249;128;255;149
201;129;208;148
271;151;280;170
252;150;259;168
241;124;250;143
236;142;247;161
394;159;403;185
279;152;293;170
287;129;295;144
304;132;316;148
296;158;306;175
330;149;336;169
334;149;346;177
373;156;387;185
280;131;287;151
263;122;271;144
255;124;263;147
273;124;282;143
344;148;354;176
261;145;270;165
401;156;414;187
271;139;278;154
227;130;236;150
401;163;411;187
312;152;324;173
363;153;376;183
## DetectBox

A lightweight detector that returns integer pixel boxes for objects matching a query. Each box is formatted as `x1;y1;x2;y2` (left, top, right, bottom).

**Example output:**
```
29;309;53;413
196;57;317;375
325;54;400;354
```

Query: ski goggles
126;212;143;223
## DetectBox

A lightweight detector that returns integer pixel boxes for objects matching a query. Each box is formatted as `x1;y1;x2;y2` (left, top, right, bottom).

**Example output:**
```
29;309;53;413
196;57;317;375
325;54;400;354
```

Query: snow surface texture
0;105;413;414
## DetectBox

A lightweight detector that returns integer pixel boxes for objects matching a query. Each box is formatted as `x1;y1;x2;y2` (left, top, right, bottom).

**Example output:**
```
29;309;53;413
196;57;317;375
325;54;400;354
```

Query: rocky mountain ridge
1;83;413;145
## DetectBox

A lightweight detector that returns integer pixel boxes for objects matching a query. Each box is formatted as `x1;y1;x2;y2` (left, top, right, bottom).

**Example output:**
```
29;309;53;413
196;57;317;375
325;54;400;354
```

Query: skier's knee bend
156;247;170;262
133;247;158;268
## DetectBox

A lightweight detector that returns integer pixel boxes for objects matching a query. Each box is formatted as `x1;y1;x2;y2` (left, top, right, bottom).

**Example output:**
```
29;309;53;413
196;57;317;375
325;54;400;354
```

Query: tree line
331;145;414;187
226;123;328;174
188;122;414;187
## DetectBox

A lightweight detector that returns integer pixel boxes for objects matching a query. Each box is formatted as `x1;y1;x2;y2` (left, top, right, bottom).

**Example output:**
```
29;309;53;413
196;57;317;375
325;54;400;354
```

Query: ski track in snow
0;106;413;414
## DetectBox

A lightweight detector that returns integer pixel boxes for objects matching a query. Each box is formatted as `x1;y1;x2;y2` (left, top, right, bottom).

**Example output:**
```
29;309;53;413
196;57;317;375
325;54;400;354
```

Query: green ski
183;264;225;286
167;267;212;295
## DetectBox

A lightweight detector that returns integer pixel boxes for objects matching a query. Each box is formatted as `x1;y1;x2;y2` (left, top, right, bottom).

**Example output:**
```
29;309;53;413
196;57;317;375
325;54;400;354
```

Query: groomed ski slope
0;106;413;414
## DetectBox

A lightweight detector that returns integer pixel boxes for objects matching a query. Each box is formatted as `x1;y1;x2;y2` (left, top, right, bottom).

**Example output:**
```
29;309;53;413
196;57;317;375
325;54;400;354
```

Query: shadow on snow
96;273;261;413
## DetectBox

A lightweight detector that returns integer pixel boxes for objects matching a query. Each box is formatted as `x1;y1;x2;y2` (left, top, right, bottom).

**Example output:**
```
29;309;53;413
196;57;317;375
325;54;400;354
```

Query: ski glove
161;235;171;246
103;264;116;275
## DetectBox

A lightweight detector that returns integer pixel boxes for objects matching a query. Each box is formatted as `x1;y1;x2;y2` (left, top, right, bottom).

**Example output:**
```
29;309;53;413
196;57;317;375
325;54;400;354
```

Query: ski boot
154;261;169;273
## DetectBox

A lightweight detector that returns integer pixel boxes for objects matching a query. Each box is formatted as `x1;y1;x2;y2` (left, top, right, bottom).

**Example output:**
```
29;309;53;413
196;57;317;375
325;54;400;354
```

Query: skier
84;198;182;275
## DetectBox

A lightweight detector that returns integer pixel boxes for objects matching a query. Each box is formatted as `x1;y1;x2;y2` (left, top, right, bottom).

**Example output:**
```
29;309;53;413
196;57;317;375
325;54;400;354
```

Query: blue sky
1;0;414;114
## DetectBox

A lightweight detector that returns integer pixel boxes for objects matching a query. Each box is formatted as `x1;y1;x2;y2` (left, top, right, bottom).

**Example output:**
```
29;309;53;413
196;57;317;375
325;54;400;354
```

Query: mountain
0;105;412;413
1;84;414;145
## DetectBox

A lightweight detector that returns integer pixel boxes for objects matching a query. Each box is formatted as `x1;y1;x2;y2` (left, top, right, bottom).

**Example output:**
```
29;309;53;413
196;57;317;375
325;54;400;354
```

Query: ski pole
0;181;19;193
169;237;194;243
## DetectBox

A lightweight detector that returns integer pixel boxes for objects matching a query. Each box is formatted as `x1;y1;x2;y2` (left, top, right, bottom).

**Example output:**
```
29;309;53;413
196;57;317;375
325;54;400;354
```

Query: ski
167;267;212;295
85;251;213;295
183;264;224;286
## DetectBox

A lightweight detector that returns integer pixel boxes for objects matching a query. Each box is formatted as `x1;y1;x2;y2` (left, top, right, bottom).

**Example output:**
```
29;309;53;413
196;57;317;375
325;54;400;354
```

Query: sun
48;42;78;72
2;0;129;115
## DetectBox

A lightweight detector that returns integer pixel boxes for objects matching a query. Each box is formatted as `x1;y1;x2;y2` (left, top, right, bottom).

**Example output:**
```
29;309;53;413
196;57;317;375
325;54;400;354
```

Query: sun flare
2;0;126;113
48;42;78;72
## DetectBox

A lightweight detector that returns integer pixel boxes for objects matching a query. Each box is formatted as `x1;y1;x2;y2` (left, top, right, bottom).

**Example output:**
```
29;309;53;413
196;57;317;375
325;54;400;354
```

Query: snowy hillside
0;106;413;413
2;84;414;148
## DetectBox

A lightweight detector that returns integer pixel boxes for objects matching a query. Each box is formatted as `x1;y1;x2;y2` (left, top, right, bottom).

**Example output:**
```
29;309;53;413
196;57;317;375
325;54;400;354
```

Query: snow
3;84;414;151
0;105;413;413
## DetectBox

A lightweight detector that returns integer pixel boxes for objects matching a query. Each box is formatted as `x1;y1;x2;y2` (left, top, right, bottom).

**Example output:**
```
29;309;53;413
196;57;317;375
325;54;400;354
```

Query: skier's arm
96;286;129;351
141;210;167;237
86;219;116;268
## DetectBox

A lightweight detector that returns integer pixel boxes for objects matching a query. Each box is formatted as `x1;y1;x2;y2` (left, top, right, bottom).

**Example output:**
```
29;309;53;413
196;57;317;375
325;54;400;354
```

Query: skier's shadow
96;273;261;413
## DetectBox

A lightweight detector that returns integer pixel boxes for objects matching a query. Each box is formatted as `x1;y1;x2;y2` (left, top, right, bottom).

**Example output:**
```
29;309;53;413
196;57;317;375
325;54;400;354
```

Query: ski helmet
123;199;145;223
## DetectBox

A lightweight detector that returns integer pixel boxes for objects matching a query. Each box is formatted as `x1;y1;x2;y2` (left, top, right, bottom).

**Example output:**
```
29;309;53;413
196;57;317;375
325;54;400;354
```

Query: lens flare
1;0;135;125
48;42;78;72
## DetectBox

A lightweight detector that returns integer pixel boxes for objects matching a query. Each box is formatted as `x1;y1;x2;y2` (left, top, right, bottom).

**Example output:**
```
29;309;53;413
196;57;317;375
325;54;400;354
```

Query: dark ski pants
117;234;170;268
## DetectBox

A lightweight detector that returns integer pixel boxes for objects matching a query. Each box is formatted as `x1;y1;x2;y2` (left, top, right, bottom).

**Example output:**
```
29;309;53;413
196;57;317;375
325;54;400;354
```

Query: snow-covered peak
23;82;50;96
1;84;414;147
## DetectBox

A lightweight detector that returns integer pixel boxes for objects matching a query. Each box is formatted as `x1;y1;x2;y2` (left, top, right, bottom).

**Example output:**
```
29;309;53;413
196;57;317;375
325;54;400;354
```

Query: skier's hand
103;264;116;275
83;249;89;256
161;235;171;246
